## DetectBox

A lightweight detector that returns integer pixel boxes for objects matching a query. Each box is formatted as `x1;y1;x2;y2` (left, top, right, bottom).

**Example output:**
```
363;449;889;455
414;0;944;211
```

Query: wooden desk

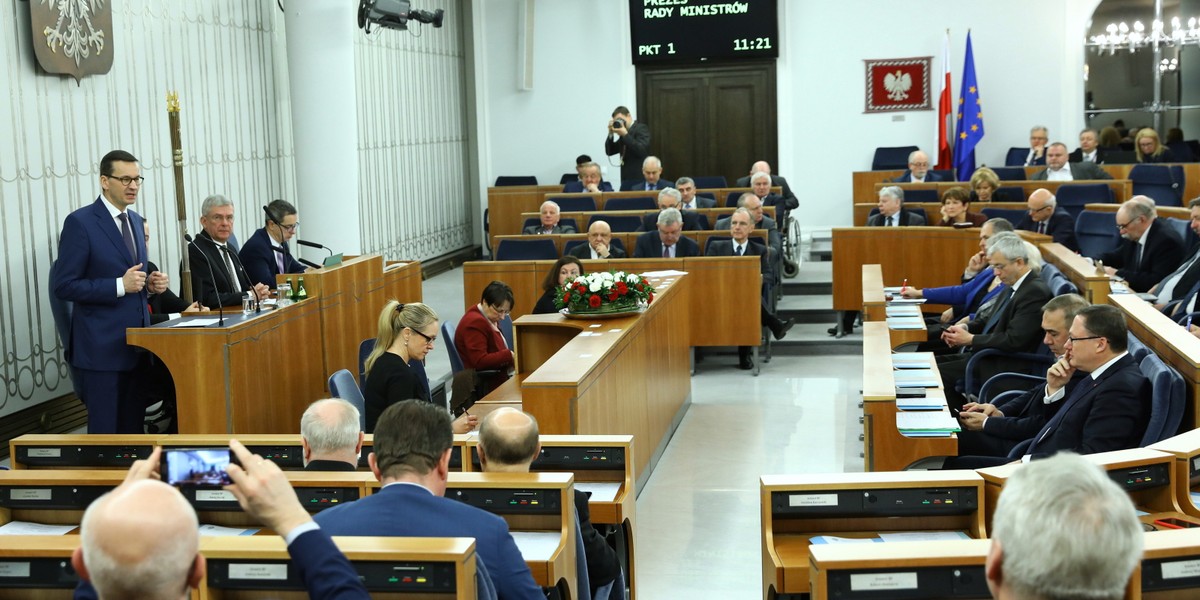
127;301;327;434
370;472;578;599
760;470;985;598
1040;242;1110;304
852;201;1029;227
462;434;639;599
1084;202;1193;220
832;227;980;312
861;322;957;471
513;274;692;488
860;264;927;348
1139;528;1200;598
867;179;1131;205
1148;428;1200;522
978;448;1192;535
1110;294;1200;431
201;536;478;599
808;539;991;600
463;257;761;347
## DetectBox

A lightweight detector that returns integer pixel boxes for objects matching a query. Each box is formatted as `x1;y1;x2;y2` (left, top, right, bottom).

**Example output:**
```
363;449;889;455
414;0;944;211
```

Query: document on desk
198;524;261;536
0;521;76;536
809;535;880;544
885;305;921;318
886;298;927;305
878;531;970;543
576;482;621;503
892;369;939;387
641;269;687;277
886;317;925;330
896;411;960;435
510;531;561;562
169;318;221;328
896;395;949;411
891;352;935;369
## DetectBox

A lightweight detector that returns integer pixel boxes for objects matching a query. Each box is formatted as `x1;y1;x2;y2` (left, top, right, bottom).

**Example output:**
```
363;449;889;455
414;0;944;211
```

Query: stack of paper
811;531;970;544
885;305;921;318
896;411;961;437
887;298;927;305
896;395;949;411
892;352;935;369
882;286;905;294
892;368;939;387
887;317;925;330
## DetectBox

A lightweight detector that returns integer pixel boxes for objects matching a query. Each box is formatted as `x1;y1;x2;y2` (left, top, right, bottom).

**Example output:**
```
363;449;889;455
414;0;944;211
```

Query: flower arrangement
555;270;655;314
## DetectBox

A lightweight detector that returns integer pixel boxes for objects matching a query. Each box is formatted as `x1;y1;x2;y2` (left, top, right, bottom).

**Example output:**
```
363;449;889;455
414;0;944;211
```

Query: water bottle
297;277;308;301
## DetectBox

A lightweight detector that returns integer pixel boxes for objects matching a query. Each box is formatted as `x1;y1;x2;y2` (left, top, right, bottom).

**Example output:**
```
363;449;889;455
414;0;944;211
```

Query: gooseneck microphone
297;239;334;257
184;234;224;327
272;245;321;271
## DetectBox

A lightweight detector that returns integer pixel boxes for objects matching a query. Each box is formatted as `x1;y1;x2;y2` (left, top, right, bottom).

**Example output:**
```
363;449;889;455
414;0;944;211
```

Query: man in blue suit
562;162;613;193
315;400;543;600
239;199;307;288
53;150;169;434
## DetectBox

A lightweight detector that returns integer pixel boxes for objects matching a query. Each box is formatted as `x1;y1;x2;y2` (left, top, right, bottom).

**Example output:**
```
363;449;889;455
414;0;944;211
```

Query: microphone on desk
184;234;224;327
297;239;334;257
271;245;321;270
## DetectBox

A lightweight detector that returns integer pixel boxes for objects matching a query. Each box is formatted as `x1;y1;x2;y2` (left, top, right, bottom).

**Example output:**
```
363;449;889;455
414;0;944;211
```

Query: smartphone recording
161;448;234;487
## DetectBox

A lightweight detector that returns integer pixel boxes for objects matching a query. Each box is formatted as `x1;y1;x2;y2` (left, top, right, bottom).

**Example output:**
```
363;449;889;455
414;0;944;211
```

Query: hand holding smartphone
160;447;240;487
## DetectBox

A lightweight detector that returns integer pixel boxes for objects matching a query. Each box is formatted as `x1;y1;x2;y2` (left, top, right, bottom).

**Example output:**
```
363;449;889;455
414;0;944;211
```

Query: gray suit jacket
522;224;576;235
1030;162;1113;181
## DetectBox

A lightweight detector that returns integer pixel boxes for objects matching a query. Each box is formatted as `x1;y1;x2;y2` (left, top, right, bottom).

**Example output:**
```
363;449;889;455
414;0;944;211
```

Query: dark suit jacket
983;372;1085;441
146;261;190;324
1016;210;1079;252
966;274;1053;355
1098;219;1186;292
632;230;700;258
239;227;304;289
567;243;626;259
683;195;717;209
315;483;544;600
1023;148;1047;166
575;488;620;587
638;210;708;232
866;210;927;227
1069;147;1111;164
305;459;358;472
620;179;674;192
1027;354;1151;457
604;121;651;183
1030;162;1113;181
562;180;613;193
735;174;797;207
705;239;771;279
522;223;576;235
937;212;988;227
188;230;253;308
52;197;150;372
73;527;369;600
889;170;945;183
454;306;513;395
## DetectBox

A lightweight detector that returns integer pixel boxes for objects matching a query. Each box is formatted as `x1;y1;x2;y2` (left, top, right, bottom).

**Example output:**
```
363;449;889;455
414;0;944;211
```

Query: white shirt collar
1090;351;1129;380
100;196;125;218
1138;221;1153;249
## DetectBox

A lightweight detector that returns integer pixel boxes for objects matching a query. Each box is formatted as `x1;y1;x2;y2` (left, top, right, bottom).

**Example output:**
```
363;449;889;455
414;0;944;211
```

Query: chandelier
1088;16;1200;53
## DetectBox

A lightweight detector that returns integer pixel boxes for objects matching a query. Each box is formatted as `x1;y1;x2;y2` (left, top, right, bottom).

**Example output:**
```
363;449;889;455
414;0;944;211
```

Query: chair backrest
871;145;918;171
494;175;537;186
1166;142;1196;163
327;369;367;431
1055;183;1113;219
357;338;374;391
1048;273;1077;296
1163;218;1190;247
548;195;597;212
1106;150;1138;164
704;236;730;253
1139;353;1185;445
475;555;499;600
1074;210;1121;258
979;207;1027;226
604;196;655;211
558;173;577;184
563;239;587;256
929;169;956;182
996;185;1026;202
441;320;464;373
1127;333;1151;363
991;166;1026;181
1130;164;1185;207
498;315;513;350
1005;147;1029;166
1039;262;1062;282
725;191;745;207
598;214;643;233
494;238;558;261
692;175;727;189
903;189;939;204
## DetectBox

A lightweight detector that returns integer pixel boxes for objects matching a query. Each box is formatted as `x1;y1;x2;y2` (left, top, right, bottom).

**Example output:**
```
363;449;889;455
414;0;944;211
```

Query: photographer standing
605;105;651;185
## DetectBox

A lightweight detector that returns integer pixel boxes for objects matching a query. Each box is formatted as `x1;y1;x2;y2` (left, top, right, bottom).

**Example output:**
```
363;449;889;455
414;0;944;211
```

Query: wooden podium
128;255;422;434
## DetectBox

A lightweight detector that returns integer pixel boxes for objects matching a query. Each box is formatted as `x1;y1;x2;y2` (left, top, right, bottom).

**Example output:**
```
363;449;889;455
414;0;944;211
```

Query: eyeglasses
410;328;437;346
281;222;299;232
989;261;1011;270
1067;335;1103;344
490;305;511;316
1116;216;1141;230
1028;205;1052;214
107;175;144;186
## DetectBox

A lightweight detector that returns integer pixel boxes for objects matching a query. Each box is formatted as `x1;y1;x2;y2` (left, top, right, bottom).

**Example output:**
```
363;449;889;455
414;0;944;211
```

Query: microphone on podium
184;234;224;327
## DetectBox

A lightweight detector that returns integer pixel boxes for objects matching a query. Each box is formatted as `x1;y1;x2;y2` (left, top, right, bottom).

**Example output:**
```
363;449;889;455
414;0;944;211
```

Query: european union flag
953;32;984;182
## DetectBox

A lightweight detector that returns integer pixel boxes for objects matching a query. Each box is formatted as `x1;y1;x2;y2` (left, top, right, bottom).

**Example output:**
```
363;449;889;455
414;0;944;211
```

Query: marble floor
419;266;864;599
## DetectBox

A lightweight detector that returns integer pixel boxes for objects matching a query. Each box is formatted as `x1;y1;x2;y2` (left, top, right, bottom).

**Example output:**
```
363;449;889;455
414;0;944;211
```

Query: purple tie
662;245;670;258
118;213;136;261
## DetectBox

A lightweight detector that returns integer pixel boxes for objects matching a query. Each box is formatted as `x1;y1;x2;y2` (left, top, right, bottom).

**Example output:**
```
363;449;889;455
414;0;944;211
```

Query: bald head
477;407;541;472
300;398;363;468
750;161;772;175
1027;188;1057;223
75;480;202;599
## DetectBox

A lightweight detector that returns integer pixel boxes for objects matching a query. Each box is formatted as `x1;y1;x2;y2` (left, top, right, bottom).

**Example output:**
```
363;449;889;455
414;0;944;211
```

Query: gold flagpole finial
167;91;180;113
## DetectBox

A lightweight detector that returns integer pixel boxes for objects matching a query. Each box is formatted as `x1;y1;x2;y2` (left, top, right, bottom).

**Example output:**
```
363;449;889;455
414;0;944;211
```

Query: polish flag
935;30;953;170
